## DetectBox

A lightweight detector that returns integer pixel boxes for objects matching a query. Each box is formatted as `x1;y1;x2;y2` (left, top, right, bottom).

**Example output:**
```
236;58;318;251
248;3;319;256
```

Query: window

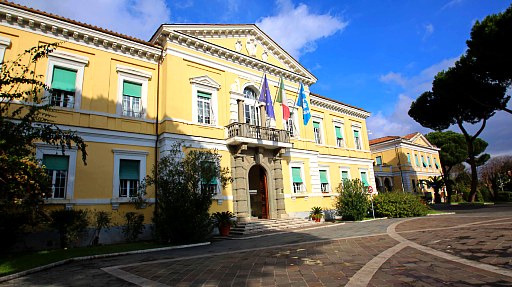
0;36;11;64
36;144;77;201
360;171;369;187
122;81;143;117
434;158;440;169
119;159;140;197
319;170;329;193
313;121;322;144
427;156;431;167
50;66;76;108
335;126;344;147
243;87;261;126
341;170;349;182
201;178;218;194
353;130;362;150
375;156;382;166
43;155;69;199
197;91;212;124
112;149;148;200
117;65;151;118
292;167;304;193
421;155;427;167
286;116;295;137
45;50;88;110
415;154;420;167
412;179;417;192
407;153;411;163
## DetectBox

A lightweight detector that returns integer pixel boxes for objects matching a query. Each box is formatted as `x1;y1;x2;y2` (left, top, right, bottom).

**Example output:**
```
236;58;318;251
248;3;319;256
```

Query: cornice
156;28;317;85
310;95;371;119
0;4;161;63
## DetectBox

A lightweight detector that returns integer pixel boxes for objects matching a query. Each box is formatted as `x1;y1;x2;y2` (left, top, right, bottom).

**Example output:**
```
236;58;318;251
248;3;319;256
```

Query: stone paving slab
370;246;512;286
115;235;397;287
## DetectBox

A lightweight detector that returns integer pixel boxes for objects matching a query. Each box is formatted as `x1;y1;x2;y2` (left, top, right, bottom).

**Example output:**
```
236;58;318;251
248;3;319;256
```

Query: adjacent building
0;1;376;228
369;132;443;198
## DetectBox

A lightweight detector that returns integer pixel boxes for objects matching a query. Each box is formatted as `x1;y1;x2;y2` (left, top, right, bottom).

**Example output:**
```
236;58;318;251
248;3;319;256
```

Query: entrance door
248;165;269;219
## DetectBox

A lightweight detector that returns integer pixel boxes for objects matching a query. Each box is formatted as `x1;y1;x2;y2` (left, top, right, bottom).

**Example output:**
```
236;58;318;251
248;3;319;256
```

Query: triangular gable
189;75;221;90
407;133;434;148
151;24;316;84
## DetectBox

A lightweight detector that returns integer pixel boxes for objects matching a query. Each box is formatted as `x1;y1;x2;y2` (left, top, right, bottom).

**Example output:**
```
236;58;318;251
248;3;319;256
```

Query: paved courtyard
2;204;512;286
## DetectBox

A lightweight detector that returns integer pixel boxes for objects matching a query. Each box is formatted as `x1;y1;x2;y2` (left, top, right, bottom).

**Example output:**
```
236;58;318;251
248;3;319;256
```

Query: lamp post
395;144;405;192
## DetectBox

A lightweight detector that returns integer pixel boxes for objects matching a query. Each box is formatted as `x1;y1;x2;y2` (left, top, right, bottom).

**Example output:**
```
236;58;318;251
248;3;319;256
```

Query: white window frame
112;149;148;200
352;124;362;150
45;50;88;110
191;76;220;126
0;36;10;63
290;162;306;194
35;143;77;201
312;115;324;145
333;119;345;148
116;65;151;119
319;167;331;193
340;167;351;189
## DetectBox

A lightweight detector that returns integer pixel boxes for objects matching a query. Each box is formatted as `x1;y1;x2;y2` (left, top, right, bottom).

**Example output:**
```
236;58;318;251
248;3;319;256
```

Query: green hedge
497;191;512;202
335;179;369;221
373;191;429;218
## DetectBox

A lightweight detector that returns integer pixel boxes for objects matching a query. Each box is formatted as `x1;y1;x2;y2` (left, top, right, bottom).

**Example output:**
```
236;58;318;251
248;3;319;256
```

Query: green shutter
354;130;359;137
434;158;440;169
43;155;69;171
376;156;382;165
360;172;369;186
319;170;328;184
422;156;427;167
313;121;320;129
415;155;420;166
123;81;142;98
341;171;349;181
335;126;342;138
197;91;211;99
292;167;303;183
51;67;76;92
427;157;431;166
407;153;411;163
119;159;140;180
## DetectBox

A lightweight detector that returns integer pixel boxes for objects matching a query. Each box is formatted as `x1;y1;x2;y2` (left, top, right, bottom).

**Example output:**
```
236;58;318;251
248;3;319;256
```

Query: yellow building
369;132;443;198
0;2;375;230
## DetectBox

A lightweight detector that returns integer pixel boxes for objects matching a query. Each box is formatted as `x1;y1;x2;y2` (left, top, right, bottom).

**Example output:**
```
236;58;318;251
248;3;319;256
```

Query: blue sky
14;0;512;155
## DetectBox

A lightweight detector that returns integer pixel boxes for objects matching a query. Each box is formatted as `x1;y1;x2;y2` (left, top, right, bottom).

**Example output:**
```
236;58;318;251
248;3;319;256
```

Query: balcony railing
226;122;290;144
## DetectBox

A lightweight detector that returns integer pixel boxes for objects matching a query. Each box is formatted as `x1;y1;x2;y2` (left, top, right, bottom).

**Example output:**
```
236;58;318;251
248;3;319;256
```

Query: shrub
373;191;429;218
50;209;89;248
335;179;369;221
123;212;145;242
90;211;111;246
497;191;512;202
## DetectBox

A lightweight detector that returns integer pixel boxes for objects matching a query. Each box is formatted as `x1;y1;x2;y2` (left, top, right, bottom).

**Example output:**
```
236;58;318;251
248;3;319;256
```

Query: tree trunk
458;119;486;203
442;166;452;203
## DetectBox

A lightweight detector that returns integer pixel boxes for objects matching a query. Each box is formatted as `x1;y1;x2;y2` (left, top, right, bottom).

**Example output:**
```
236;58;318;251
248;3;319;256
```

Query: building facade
369;132;443;198
0;2;375;226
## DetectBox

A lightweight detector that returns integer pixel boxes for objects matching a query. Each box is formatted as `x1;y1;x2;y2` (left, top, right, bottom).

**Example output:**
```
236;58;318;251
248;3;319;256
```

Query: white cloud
379;72;407;87
423;23;434;40
442;0;464;10
12;0;171;41
256;0;348;59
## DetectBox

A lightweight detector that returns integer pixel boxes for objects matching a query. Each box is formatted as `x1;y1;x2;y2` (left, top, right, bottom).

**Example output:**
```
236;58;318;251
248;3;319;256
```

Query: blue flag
296;82;311;125
259;75;275;119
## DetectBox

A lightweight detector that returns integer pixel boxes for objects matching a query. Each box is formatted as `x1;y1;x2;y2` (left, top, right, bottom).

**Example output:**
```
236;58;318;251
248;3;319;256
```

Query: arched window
243;87;260;125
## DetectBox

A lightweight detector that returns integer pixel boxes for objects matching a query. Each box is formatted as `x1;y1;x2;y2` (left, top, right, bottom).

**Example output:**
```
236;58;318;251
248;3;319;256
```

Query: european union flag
259;75;275;119
296;82;311;125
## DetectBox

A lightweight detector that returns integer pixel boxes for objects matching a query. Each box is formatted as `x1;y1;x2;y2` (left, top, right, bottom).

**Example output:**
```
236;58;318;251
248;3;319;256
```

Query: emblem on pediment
261;51;268;62
230;78;241;93
246;37;258;57
235;39;242;52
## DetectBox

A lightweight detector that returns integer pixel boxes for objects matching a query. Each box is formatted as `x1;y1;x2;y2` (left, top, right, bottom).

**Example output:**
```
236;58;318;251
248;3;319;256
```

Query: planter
314;217;321;222
219;224;231;236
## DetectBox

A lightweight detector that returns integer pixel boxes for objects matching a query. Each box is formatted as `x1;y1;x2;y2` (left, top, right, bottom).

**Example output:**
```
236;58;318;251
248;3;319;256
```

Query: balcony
226;122;292;148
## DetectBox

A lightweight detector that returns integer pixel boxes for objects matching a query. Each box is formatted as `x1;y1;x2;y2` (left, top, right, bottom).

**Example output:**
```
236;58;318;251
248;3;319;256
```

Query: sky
13;0;512;156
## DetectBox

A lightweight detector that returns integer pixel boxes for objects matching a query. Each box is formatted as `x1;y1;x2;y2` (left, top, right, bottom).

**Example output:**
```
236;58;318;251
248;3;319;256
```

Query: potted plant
310;206;323;222
211;211;236;236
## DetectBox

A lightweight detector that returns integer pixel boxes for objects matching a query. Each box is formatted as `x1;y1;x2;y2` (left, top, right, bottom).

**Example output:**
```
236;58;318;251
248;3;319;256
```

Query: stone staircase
230;218;320;236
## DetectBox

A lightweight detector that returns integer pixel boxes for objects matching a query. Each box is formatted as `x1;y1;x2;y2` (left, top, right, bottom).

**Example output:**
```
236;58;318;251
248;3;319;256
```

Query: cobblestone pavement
2;204;512;286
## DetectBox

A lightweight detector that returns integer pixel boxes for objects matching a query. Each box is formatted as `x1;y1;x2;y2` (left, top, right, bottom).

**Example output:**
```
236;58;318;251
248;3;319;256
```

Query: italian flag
275;76;290;120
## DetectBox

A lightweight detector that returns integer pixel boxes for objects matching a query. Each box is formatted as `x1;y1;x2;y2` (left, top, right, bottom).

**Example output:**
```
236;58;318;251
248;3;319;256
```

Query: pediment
189;75;221;90
410;133;434;148
152;24;317;84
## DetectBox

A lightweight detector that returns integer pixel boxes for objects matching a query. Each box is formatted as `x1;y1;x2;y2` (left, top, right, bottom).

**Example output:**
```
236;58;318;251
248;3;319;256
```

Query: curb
220;222;346;240
0;242;210;283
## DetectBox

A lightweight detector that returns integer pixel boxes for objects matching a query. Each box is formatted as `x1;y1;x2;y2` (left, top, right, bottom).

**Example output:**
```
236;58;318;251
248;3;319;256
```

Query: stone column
260;104;267;127
237;99;244;123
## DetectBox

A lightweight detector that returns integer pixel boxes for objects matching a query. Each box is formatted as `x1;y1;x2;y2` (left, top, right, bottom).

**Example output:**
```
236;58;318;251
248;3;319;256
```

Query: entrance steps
230;218;319;236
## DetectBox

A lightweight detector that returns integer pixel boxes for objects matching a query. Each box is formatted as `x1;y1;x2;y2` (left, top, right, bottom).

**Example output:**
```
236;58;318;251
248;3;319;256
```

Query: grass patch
427;209;448;215
0;242;168;277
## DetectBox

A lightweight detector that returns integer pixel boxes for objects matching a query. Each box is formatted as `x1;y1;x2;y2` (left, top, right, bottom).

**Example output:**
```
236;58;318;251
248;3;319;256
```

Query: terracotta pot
315;217;321;222
219;224;231;236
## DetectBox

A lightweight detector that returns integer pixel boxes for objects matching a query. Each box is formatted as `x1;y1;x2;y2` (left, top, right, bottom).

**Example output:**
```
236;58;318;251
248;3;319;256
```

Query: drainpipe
154;44;164;216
